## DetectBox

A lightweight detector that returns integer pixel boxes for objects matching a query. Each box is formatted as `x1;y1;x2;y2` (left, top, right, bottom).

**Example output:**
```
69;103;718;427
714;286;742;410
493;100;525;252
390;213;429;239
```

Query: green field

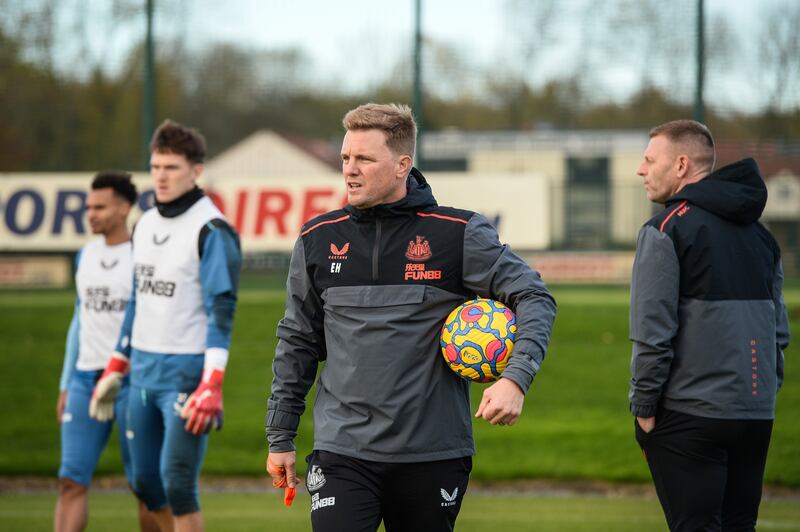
1;283;799;530
1;283;798;486
1;491;799;531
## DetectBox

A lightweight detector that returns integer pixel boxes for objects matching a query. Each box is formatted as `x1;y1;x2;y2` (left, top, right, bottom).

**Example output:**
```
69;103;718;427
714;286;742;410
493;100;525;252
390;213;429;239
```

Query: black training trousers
635;408;773;532
304;450;472;532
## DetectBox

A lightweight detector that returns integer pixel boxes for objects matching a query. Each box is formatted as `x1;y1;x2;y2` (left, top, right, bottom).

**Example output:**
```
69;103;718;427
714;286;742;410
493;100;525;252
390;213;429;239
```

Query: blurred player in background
90;120;241;532
55;171;159;531
266;103;557;531
629;120;790;531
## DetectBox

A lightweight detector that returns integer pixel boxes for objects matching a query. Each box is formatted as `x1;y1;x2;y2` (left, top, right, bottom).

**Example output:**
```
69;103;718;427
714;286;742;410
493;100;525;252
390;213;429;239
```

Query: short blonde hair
650;119;716;171
342;103;417;159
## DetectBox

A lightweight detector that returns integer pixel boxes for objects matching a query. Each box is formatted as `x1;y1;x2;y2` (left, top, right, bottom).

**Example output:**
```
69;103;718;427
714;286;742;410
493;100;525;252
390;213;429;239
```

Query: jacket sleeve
266;236;326;452
199;223;242;354
461;213;557;393
629;225;680;417
113;269;137;357
773;259;790;391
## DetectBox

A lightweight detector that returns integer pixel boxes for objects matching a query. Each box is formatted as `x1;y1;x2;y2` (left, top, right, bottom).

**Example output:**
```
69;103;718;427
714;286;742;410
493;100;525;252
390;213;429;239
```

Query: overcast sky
19;0;798;113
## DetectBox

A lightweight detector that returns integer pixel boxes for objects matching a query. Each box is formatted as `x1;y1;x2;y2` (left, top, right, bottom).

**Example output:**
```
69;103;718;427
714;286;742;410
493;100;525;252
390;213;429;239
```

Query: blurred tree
500;0;562;127
0;0;797;171
753;1;800;140
759;1;800;112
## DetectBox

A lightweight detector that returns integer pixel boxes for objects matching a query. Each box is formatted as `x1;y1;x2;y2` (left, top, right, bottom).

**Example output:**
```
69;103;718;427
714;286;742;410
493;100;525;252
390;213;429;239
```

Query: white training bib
76;239;133;371
131;196;225;354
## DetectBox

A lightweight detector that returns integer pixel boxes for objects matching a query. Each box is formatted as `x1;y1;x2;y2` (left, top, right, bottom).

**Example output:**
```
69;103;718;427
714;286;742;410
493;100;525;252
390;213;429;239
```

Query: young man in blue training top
90;120;242;532
55;171;160;532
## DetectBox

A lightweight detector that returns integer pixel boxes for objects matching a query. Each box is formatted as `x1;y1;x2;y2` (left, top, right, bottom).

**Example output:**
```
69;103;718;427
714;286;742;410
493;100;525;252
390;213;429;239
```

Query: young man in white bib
90;120;242;532
55;171;159;531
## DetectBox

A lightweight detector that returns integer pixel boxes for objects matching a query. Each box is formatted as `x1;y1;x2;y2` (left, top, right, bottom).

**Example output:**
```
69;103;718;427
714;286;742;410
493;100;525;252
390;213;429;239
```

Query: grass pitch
1;491;799;531
0;282;798;488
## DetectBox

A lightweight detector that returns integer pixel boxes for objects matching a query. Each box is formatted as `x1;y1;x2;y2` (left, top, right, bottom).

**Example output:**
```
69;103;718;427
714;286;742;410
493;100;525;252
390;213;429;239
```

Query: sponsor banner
0;255;72;287
527;251;636;283
429;173;550;250
0;174;152;251
0;173;550;251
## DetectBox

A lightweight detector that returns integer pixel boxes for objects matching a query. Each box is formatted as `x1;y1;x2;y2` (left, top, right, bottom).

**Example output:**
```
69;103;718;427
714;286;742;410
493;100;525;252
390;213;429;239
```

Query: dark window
565;156;610;248
421;158;468;172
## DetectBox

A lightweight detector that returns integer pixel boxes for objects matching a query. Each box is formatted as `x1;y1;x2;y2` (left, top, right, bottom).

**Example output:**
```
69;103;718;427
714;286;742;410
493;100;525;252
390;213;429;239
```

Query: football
440;298;517;382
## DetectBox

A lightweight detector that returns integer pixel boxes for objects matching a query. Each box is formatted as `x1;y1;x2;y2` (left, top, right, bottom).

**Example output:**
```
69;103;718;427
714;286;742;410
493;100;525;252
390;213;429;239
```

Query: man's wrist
268;439;296;453
630;403;658;417
106;352;129;374
267;426;297;452
499;368;531;394
204;347;229;371
499;376;524;394
200;368;225;387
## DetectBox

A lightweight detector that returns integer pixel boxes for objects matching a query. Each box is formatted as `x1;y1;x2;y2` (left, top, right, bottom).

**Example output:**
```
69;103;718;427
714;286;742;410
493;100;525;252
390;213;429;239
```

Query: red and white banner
0;173;550;251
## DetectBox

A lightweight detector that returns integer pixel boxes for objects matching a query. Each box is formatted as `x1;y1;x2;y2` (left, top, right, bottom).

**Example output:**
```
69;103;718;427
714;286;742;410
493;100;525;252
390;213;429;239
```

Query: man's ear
119;200;132;218
675;155;689;179
396;154;412;178
191;163;204;182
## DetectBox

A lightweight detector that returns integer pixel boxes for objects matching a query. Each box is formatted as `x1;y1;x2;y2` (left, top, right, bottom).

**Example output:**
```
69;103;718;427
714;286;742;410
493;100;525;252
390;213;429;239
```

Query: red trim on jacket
301;215;351;236
416;212;469;224
660;200;688;232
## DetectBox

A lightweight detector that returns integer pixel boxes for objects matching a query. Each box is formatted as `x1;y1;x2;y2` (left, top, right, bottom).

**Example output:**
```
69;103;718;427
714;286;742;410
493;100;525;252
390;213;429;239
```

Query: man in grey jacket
266;103;556;531
630;119;790;531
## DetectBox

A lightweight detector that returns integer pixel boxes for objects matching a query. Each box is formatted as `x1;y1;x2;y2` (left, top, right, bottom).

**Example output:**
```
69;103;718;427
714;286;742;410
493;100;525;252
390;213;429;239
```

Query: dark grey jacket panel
267;178;556;461
267;237;325;451
629;226;680;418
629;224;786;419
313;284;473;462
629;159;790;421
662;298;779;418
774;260;790;391
463;214;557;393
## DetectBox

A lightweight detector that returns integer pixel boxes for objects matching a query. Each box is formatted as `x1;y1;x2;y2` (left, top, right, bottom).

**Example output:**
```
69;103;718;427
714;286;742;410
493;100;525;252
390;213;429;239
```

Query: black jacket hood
668;158;767;224
345;168;437;221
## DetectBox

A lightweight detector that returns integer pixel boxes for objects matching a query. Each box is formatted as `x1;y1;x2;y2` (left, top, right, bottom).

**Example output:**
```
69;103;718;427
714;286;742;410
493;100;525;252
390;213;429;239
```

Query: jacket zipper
372;218;382;282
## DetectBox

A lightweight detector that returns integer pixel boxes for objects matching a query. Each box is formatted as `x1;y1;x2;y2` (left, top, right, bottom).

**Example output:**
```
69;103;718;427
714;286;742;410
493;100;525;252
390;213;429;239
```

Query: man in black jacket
266;103;557;531
629;119;790;531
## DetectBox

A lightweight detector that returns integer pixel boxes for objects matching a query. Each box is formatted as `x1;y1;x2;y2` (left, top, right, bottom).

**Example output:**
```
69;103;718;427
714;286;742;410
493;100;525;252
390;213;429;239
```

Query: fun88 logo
310;493;335;512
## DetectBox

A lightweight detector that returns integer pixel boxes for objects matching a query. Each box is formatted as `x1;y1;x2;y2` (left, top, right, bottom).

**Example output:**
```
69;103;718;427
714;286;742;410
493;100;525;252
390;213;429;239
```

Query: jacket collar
345;168;438;221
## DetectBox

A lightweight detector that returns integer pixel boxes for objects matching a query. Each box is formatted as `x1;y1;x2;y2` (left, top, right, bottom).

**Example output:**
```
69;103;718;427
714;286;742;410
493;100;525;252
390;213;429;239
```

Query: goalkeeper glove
89;352;129;422
181;368;224;435
267;455;297;507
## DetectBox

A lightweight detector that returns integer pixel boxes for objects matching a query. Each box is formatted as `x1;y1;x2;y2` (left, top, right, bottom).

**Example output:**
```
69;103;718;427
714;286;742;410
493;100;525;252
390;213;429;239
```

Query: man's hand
57;391;67;423
181;369;224;435
89;352;129;421
637;416;656;433
267;452;297;506
475;377;524;425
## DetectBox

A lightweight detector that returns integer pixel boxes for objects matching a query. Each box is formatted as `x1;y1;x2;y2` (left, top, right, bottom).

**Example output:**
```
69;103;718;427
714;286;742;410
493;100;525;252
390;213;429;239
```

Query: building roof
204;130;336;180
421;128;649;158
715;141;800;179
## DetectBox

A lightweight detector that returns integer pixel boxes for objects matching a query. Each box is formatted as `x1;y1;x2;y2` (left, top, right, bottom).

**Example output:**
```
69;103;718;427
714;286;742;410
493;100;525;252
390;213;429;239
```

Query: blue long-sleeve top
58;298;80;391
58;251;82;391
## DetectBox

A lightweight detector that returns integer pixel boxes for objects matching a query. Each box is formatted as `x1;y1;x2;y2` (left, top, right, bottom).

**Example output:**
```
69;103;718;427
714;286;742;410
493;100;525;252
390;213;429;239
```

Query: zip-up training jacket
629;158;790;420
267;169;557;462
